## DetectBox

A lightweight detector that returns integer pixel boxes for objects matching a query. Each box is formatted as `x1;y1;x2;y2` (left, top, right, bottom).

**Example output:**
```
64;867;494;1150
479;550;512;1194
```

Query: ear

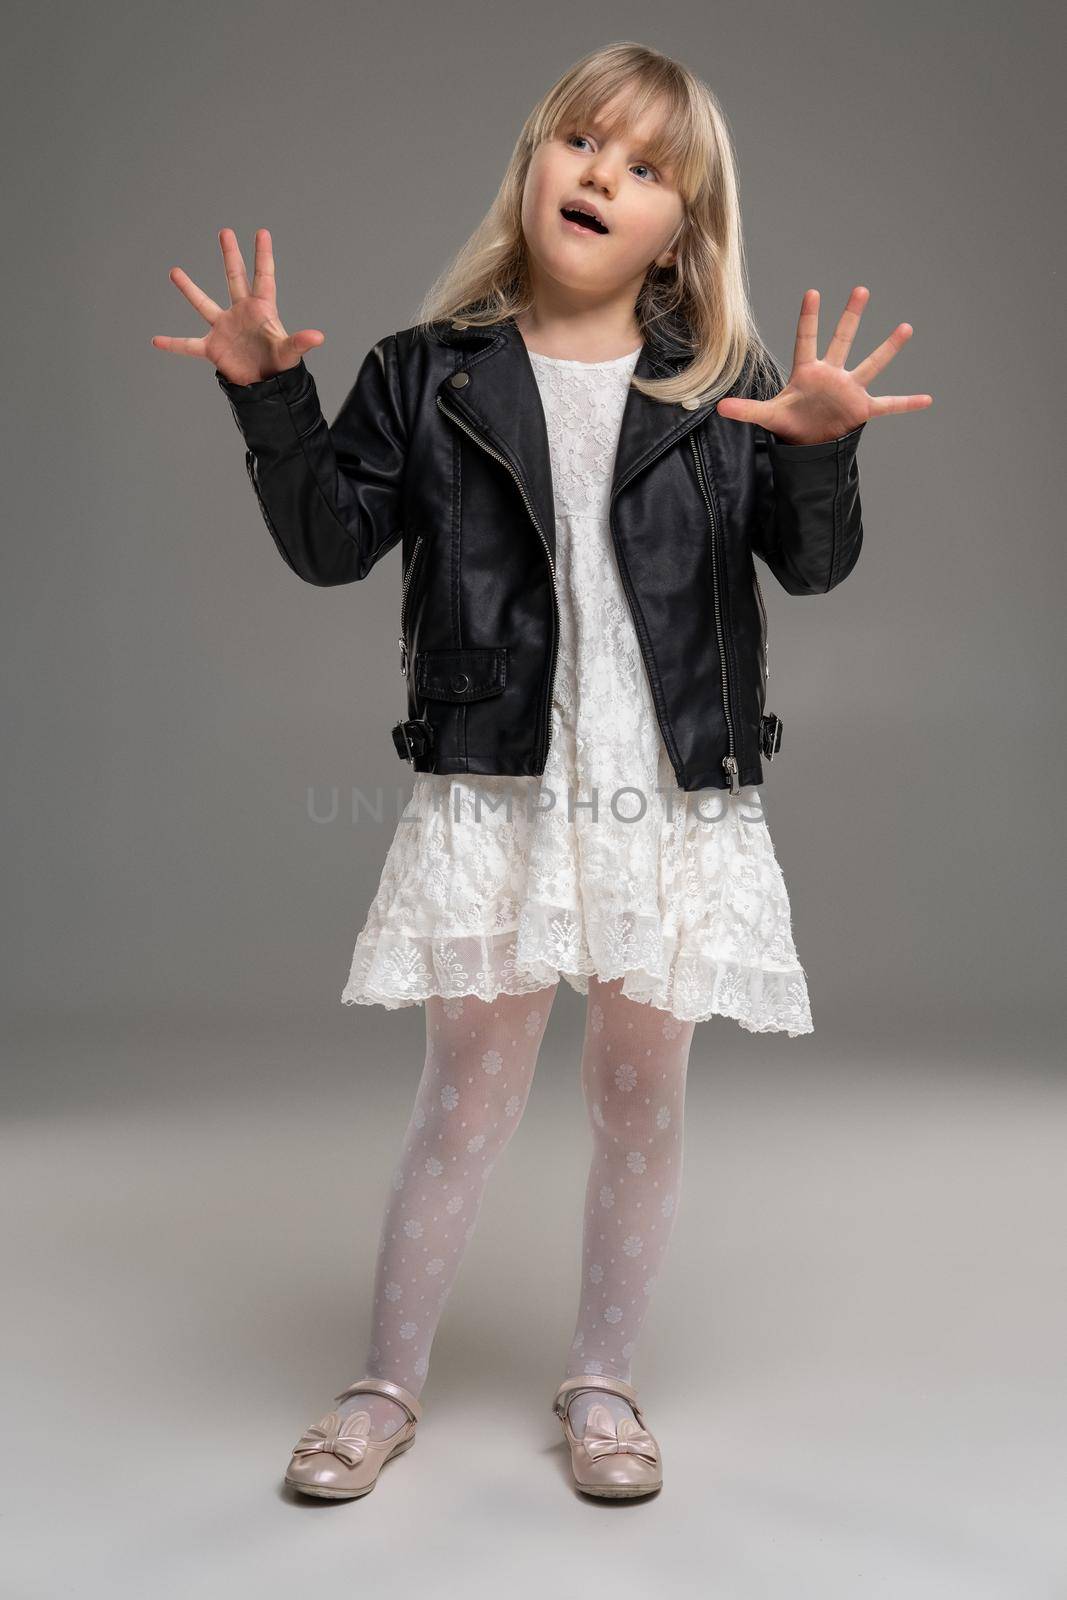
656;220;684;270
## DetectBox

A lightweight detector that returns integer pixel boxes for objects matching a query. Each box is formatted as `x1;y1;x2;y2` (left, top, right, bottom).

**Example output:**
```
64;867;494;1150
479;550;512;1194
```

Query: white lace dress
341;346;813;1034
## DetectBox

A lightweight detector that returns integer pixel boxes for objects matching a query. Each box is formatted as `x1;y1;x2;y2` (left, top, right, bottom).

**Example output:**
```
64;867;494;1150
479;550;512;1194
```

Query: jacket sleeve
750;419;867;595
214;333;407;587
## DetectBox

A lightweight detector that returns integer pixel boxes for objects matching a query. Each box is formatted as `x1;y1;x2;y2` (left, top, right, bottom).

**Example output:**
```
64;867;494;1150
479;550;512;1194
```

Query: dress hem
340;958;814;1037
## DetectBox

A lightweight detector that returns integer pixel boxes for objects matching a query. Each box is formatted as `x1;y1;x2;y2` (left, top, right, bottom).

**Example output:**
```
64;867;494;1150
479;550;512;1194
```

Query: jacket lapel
434;318;558;554
434;314;714;560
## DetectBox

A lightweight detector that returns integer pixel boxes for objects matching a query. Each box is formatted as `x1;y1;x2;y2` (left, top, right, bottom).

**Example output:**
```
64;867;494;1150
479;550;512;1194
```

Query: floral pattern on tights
342;347;813;1036
344;977;695;1437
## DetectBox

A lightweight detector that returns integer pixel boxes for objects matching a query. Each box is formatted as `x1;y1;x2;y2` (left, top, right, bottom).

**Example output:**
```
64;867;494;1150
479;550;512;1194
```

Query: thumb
714;396;768;425
286;329;326;360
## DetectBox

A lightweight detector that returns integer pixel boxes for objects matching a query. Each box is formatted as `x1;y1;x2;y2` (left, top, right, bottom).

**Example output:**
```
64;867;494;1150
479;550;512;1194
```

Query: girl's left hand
715;286;932;447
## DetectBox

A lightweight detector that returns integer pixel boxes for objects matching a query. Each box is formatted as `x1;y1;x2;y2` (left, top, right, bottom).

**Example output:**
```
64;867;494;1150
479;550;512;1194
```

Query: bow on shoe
291;1410;372;1469
581;1403;659;1465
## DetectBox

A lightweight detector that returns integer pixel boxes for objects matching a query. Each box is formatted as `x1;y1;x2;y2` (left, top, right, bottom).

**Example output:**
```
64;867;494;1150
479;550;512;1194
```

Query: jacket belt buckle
392;717;434;763
759;712;783;761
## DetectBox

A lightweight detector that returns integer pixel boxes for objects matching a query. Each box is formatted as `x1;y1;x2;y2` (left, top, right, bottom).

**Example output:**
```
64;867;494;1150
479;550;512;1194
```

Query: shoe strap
553;1374;646;1426
332;1376;422;1424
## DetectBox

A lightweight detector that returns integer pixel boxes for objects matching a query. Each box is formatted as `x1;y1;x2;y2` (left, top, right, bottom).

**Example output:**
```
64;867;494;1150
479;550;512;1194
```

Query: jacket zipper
689;433;740;794
398;533;425;680
606;403;736;788
605;496;686;786
436;395;560;767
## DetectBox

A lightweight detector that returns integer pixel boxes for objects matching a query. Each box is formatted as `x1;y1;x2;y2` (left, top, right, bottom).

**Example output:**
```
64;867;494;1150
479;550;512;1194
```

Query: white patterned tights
333;976;696;1441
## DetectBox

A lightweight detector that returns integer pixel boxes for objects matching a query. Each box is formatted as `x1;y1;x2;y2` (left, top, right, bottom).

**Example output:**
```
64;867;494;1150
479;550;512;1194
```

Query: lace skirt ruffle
340;774;813;1036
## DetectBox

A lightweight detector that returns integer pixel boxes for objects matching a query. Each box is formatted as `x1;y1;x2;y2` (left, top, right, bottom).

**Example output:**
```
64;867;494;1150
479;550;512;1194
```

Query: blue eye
565;134;659;181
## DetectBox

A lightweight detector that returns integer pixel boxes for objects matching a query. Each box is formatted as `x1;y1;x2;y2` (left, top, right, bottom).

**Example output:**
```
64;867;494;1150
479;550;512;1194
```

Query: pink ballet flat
552;1374;663;1499
284;1377;422;1500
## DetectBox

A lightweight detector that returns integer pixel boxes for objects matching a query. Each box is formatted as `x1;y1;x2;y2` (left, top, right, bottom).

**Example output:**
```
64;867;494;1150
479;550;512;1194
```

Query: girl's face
521;94;684;308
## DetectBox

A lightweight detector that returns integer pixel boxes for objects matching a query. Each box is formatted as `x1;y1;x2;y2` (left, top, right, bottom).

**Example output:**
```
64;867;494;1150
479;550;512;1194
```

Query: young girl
154;41;928;1501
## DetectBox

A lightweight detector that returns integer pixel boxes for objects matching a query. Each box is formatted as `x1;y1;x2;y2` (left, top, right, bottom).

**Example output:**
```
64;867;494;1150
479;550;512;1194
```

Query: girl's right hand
151;227;325;385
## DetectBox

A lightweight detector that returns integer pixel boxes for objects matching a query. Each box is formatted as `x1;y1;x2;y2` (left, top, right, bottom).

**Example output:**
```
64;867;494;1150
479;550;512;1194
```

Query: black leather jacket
216;313;866;792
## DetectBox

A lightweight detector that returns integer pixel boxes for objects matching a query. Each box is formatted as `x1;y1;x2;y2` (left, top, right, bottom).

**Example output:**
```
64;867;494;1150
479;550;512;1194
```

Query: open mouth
560;205;609;235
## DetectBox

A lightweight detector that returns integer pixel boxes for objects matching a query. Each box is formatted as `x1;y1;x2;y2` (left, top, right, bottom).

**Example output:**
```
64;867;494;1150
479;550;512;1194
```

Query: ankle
563;1381;639;1433
332;1389;410;1440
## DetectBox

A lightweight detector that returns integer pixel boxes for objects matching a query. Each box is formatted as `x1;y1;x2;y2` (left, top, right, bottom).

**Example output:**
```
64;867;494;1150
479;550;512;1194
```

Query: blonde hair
412;40;785;408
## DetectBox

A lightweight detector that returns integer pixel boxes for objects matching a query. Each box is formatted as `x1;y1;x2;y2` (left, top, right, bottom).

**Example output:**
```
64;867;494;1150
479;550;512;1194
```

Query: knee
581;1058;633;1142
416;1080;525;1167
582;1054;682;1149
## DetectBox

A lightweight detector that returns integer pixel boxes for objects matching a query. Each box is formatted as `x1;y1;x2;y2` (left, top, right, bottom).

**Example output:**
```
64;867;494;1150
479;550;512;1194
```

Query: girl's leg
562;974;696;1435
338;984;559;1438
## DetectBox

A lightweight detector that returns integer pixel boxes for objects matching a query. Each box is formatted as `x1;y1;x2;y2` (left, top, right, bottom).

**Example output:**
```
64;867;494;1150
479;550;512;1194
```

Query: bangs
541;68;707;197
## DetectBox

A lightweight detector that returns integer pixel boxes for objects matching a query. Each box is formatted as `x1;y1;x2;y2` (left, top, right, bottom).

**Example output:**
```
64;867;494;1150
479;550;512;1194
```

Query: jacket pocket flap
416;647;508;702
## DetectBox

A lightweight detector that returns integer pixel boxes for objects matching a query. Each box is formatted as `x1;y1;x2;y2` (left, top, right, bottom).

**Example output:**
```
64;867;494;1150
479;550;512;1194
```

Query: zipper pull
398;636;408;677
723;754;740;794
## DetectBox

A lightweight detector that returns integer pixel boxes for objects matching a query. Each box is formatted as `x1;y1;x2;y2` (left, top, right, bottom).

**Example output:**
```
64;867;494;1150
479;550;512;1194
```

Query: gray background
3;1;1064;1595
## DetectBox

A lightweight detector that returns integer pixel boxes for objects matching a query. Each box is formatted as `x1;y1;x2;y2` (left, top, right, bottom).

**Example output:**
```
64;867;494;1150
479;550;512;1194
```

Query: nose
579;153;618;199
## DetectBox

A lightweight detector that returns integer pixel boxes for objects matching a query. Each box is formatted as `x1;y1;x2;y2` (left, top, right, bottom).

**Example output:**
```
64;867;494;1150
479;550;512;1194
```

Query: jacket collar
432;314;717;552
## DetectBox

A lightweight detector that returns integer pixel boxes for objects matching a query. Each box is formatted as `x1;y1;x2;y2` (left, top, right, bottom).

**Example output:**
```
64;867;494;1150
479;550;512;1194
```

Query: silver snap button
681;396;700;410
450;370;470;387
450;319;467;330
450;672;470;692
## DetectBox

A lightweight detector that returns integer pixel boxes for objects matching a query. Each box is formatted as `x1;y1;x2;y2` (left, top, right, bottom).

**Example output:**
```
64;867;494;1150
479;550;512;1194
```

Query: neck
513;289;644;364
